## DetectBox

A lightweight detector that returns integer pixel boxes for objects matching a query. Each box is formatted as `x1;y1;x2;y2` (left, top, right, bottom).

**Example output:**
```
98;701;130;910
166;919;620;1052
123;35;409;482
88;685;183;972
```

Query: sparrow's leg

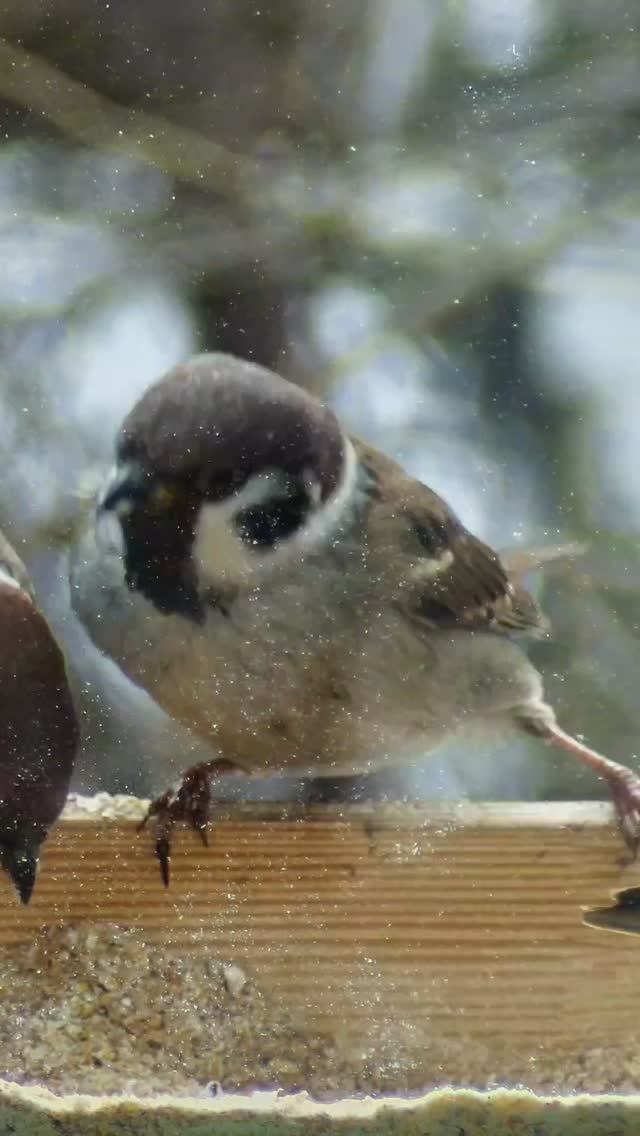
138;758;244;886
519;710;640;857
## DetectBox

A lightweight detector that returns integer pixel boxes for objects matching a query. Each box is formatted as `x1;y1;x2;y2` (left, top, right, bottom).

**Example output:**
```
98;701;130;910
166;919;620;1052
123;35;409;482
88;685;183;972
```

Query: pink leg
544;724;640;855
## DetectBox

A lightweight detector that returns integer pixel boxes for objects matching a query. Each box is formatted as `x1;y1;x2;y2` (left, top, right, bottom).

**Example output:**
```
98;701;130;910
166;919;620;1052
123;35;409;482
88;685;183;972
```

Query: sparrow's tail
0;834;41;904
582;886;640;936
495;543;586;638
500;542;586;580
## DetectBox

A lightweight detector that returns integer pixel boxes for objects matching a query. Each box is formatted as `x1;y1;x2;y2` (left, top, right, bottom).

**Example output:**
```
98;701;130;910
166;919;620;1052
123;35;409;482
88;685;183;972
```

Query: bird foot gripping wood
606;767;640;862
545;725;640;860
138;758;242;886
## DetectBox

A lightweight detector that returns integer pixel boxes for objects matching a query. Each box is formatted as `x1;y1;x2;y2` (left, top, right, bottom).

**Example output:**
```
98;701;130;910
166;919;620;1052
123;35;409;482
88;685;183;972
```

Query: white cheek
0;565;21;590
193;502;253;586
95;510;125;557
96;464;119;510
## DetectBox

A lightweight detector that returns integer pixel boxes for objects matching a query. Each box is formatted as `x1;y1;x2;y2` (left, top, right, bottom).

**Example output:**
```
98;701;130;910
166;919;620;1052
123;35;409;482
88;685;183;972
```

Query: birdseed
0;921;639;1098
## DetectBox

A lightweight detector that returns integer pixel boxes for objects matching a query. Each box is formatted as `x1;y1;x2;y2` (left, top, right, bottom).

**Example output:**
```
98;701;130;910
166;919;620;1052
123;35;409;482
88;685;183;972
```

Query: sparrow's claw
607;768;640;860
137;788;173;831
541;725;640;862
156;836;171;888
138;758;241;886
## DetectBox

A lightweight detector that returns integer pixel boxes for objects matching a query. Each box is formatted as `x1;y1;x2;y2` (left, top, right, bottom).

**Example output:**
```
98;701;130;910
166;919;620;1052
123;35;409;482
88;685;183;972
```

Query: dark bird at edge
583;886;640;936
0;531;78;902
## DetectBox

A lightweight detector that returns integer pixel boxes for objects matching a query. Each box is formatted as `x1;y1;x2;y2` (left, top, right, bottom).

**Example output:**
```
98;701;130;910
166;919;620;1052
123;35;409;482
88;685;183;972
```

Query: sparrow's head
98;353;358;621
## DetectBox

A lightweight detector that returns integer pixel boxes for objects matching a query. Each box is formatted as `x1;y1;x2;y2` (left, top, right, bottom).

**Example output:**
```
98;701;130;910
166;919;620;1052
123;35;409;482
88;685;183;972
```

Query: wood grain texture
2;799;639;1052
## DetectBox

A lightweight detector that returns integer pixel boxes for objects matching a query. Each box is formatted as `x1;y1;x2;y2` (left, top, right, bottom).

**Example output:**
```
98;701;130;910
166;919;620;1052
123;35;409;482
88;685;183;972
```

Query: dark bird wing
354;440;550;637
0;544;78;904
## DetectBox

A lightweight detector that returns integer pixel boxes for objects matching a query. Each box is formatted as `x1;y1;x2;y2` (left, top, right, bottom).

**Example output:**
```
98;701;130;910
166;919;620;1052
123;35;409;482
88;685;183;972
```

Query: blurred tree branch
0;36;250;201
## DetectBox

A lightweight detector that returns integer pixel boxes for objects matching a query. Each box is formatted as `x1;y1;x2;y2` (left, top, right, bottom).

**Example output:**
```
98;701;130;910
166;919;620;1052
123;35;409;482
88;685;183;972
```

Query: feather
354;440;579;639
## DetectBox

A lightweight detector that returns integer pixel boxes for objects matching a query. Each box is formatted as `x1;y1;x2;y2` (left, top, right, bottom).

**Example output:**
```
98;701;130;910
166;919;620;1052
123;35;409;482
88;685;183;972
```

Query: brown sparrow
0;530;78;902
68;352;640;884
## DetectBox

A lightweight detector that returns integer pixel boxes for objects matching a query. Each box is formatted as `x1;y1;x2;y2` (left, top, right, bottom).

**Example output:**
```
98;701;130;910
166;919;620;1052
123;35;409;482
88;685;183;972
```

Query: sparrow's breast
69;521;543;775
69;521;425;771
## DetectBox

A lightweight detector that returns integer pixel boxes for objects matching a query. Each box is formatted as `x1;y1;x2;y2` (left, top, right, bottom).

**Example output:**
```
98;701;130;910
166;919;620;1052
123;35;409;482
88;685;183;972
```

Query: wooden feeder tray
1;795;640;1134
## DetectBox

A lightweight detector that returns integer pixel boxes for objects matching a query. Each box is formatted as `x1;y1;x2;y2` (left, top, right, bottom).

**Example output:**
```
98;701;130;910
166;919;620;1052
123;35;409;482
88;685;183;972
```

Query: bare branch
0;36;250;200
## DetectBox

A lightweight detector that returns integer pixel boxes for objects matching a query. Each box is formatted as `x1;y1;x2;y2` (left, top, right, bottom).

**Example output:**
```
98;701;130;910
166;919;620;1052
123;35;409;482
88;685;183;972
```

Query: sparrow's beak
98;462;150;517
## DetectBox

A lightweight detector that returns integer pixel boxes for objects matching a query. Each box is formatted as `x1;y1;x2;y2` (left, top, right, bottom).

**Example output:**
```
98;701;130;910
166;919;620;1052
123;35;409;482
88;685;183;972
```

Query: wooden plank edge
62;793;617;828
3;1081;640;1135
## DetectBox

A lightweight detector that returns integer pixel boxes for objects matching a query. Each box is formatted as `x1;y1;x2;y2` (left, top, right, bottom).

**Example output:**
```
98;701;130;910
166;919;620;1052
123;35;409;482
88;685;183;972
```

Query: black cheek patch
235;480;311;548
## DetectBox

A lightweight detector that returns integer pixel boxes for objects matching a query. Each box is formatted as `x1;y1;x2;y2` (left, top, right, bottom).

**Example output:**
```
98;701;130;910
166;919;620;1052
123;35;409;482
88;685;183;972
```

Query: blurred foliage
0;0;639;798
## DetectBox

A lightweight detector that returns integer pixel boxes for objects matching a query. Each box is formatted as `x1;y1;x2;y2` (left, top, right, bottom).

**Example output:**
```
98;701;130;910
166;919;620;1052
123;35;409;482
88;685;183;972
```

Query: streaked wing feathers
354;439;549;637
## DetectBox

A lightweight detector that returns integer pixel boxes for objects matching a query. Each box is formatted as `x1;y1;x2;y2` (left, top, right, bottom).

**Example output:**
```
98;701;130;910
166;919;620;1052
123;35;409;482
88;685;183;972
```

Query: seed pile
0;923;342;1097
0;921;639;1098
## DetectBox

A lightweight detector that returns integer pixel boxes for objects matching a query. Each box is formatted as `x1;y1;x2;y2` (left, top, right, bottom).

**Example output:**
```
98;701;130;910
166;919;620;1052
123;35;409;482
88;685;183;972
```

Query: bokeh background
0;0;639;801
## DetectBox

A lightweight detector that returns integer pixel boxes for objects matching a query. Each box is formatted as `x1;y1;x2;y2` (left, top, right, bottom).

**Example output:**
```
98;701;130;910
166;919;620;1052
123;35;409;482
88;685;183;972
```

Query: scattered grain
0;921;639;1099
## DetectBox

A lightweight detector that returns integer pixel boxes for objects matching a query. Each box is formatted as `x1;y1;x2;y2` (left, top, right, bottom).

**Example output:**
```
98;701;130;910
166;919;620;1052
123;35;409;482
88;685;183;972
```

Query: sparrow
68;352;640;885
0;530;78;902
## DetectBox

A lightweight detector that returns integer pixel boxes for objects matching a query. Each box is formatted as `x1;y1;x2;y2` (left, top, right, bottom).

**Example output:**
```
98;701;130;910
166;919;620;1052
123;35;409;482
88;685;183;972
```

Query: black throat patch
119;504;206;623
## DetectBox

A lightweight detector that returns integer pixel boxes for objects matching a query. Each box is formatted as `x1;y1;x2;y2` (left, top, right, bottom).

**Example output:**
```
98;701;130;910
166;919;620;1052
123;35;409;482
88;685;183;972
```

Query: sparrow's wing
354;440;548;636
